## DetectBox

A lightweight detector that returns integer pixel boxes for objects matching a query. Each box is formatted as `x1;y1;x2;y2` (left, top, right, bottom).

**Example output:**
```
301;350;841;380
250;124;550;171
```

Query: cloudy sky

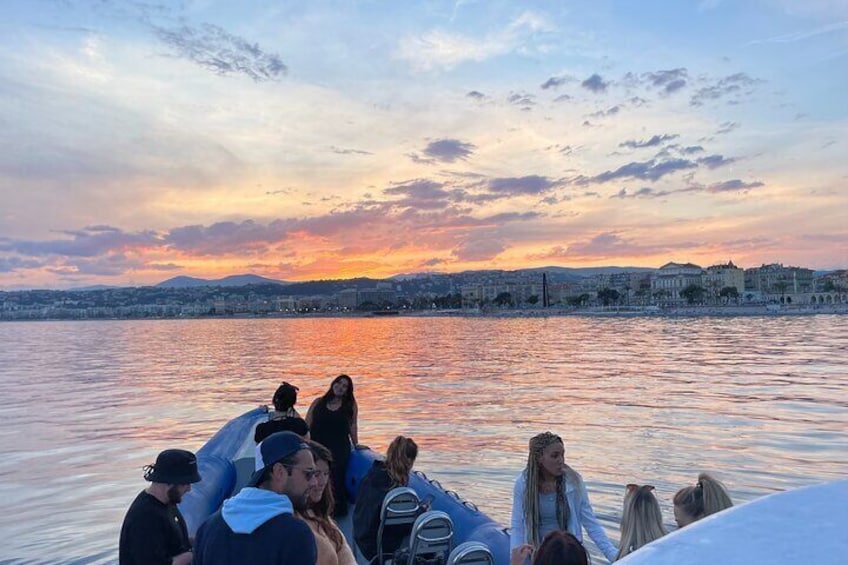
1;0;846;289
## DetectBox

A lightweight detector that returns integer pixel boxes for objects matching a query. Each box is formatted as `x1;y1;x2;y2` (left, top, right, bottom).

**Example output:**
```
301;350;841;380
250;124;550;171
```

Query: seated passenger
510;432;618;563
615;483;667;560
255;382;309;442
353;436;421;562
510;531;589;565
673;472;733;528
298;440;356;565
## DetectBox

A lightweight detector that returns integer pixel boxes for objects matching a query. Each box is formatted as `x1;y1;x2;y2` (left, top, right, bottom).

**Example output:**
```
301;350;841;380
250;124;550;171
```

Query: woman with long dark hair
298;440;356;565
511;530;590;565
306;374;358;518
510;432;617;563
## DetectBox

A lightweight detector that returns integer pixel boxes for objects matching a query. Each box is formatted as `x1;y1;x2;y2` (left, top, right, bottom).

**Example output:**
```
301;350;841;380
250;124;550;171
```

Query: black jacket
193;508;316;565
353;461;414;561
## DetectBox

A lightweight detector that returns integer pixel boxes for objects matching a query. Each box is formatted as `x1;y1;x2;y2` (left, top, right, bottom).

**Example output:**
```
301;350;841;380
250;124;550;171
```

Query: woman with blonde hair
615;484;667;560
510;432;617;563
298;441;356;565
353;436;421;562
673;473;733;528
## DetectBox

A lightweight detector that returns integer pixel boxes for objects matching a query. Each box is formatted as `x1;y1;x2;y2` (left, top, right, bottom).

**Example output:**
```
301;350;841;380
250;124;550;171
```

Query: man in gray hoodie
193;431;319;565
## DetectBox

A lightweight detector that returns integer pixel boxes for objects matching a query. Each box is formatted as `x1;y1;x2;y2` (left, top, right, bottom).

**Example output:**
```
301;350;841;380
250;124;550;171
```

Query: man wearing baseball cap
193;431;319;565
119;449;201;565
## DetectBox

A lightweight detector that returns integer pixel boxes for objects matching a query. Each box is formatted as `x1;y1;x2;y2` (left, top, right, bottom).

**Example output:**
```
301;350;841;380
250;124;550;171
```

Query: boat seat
406;510;454;564
376;487;421;565
447;542;494;565
231;456;256;495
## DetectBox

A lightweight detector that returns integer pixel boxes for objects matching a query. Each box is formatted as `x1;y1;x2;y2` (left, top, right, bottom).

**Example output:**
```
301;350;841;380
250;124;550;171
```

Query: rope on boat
413;470;480;512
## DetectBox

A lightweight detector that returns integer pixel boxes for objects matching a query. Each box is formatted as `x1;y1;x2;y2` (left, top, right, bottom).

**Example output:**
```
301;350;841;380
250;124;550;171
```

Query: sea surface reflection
0;316;846;563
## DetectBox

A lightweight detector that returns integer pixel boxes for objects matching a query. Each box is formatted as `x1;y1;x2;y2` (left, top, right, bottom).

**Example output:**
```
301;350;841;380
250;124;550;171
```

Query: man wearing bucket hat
193;431;319;564
119;449;201;565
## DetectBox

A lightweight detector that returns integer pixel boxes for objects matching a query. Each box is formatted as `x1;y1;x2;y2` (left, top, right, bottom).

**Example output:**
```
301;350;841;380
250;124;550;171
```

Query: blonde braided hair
524;432;571;546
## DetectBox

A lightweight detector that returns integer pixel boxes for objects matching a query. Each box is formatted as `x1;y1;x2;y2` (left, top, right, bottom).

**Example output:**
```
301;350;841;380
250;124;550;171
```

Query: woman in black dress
307;374;358;517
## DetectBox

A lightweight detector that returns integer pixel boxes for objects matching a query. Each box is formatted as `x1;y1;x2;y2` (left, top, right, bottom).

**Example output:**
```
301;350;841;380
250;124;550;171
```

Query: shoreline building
703;261;745;303
651;262;704;303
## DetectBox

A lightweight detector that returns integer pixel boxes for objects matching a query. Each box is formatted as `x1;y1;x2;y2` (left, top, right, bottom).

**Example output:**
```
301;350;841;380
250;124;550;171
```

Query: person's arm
510;473;527;550
349;402;359;445
305;398;319;428
577;479;618;563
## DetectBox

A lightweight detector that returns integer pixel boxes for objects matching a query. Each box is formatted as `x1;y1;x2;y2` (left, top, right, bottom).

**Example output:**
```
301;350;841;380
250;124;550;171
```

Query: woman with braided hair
510;432;617;563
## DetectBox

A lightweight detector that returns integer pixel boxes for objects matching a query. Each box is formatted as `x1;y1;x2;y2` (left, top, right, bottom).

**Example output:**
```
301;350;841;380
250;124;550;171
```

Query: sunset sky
1;1;846;289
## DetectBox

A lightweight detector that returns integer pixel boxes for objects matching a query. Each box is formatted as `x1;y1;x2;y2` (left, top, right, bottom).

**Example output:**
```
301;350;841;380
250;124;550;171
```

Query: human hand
510;545;533;565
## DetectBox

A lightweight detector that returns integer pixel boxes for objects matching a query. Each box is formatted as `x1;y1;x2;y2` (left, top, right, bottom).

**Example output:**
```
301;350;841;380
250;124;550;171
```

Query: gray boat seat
447;542;494;565
407;510;453;564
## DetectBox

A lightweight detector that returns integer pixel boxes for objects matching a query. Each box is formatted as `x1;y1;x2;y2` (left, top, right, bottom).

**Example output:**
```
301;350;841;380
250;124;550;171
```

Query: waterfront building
703;261;745;303
744;263;814;295
650;262;704;303
337;289;358;310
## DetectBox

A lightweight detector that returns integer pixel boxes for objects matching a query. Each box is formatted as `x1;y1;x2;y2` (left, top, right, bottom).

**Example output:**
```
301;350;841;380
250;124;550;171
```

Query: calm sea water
0;316;846;564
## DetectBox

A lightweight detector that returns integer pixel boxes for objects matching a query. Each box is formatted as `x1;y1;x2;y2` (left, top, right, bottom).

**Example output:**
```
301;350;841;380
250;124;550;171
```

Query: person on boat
255;381;309;442
673;472;733;528
510;530;590;565
615;483;667;560
353;435;424;563
306;374;359;518
297;440;356;565
118;448;201;565
192;431;320;565
510;432;618;563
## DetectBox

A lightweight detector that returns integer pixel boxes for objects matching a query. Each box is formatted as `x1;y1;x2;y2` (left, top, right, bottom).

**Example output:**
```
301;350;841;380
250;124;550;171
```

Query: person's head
302;440;346;550
272;382;299;413
673;473;733;528
250;431;320;511
385;435;418;486
305;440;335;512
528;432;565;480
533;531;589;565
524;432;570;546
143;449;202;504
616;484;667;560
324;373;354;400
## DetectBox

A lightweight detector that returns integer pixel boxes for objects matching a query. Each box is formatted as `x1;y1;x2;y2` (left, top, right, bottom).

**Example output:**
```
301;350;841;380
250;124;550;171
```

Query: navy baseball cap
247;431;309;487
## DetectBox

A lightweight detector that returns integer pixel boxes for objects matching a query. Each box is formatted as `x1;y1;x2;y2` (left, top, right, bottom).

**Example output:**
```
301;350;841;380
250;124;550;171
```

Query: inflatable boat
179;407;510;564
179;407;847;565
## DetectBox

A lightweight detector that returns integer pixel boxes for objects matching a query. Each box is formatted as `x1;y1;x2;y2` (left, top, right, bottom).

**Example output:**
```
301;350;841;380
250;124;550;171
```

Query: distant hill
156;274;289;288
519;265;657;277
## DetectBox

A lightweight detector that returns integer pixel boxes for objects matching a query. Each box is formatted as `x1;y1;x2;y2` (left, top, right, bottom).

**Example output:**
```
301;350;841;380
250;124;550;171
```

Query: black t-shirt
119;490;191;565
254;417;309;443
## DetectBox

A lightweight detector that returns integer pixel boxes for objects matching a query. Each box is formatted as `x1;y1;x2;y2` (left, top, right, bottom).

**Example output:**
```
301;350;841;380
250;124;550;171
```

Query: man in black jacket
193;431;319;565
119;449;201;565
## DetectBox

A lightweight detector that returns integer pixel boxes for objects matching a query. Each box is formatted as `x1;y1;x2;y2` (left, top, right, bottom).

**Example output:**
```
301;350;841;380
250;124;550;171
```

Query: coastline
3;303;847;322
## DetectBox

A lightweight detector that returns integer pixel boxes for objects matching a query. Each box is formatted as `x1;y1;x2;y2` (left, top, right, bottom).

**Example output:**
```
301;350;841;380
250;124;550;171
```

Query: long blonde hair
673;473;732;523
523;432;572;547
386;436;417;486
616;484;666;560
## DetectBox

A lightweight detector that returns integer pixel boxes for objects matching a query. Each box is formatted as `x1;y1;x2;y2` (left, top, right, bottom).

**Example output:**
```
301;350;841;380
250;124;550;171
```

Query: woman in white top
510;432;618;563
